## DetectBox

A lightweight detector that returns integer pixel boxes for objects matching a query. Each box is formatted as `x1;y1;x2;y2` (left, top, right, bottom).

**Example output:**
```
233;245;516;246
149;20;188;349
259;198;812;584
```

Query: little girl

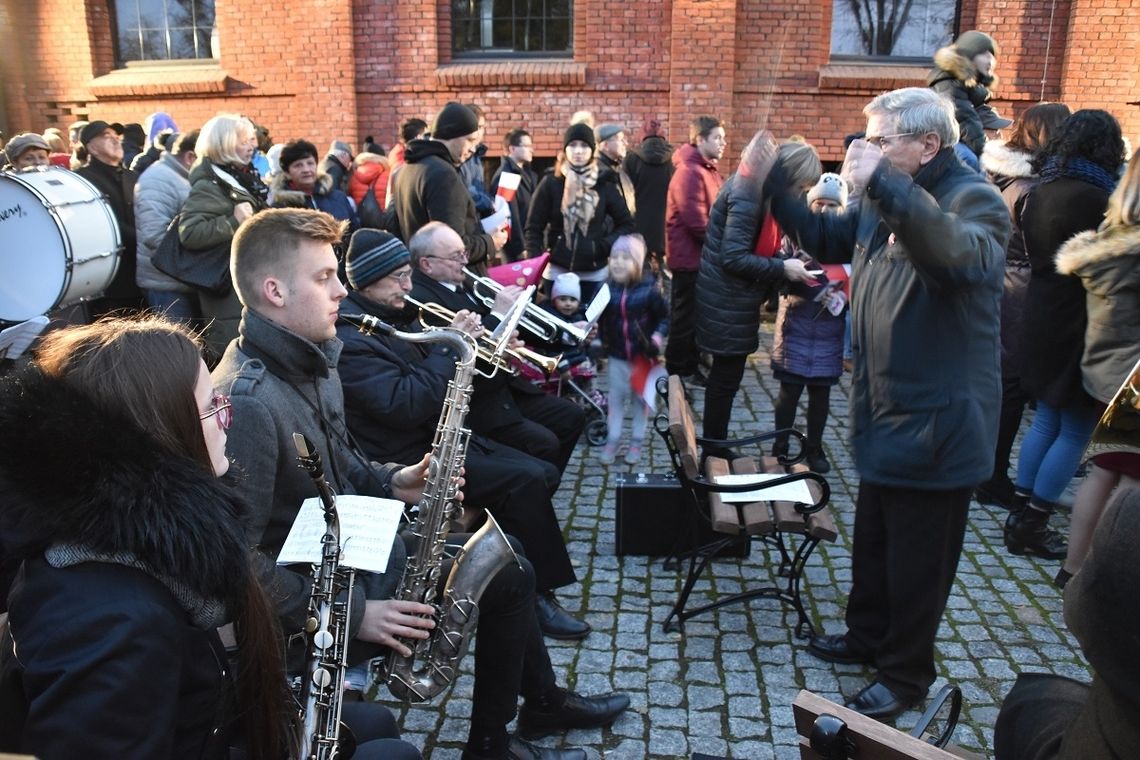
598;234;669;465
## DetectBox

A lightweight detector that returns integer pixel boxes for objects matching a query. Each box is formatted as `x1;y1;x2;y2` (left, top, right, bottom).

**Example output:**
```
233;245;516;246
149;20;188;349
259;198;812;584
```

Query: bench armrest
688;469;830;516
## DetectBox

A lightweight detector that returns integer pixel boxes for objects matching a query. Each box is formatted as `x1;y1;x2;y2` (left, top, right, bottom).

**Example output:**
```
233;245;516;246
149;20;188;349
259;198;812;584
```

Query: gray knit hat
346;229;411;290
807;173;849;208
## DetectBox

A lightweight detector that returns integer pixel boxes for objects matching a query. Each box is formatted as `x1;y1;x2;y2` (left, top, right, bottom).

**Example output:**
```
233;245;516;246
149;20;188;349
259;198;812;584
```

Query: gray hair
408;221;452;267
864;87;959;148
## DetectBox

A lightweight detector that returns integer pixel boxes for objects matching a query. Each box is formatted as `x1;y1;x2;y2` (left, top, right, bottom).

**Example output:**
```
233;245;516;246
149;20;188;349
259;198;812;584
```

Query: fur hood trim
933;46;998;90
353;151;389;168
270;169;335;207
981;140;1035;179
1056;224;1140;275
0;367;252;611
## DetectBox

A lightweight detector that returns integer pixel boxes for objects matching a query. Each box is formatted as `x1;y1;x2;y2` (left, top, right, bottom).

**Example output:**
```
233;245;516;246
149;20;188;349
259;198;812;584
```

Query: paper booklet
0;316;50;360
712;473;815;504
583;283;610;332
276;495;405;573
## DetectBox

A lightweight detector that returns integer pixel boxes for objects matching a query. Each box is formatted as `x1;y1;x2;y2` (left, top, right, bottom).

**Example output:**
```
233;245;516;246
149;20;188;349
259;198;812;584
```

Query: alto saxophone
292;433;355;760
340;309;523;703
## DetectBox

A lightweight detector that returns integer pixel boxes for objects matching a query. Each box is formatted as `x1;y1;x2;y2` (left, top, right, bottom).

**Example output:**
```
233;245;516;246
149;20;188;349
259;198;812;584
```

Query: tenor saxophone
292;433;355;760
340;311;521;703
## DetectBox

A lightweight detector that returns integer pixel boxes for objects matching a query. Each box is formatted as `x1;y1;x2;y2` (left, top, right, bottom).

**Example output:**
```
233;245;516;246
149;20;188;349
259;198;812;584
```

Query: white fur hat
551;272;581;301
807;172;849;208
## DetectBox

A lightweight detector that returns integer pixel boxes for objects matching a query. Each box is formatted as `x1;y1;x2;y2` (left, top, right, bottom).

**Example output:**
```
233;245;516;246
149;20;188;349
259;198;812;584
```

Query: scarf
561;162;600;238
1040;155;1119;193
220;161;270;206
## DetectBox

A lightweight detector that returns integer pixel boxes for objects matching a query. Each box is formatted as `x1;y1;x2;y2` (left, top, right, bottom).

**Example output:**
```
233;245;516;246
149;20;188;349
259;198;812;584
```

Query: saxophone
340;309;523;703
292;433;355;760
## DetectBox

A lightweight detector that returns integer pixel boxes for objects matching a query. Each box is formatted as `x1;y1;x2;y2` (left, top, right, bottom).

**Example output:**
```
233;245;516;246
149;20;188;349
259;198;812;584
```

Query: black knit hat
346;229;411;290
432;102;480;141
563;122;596;151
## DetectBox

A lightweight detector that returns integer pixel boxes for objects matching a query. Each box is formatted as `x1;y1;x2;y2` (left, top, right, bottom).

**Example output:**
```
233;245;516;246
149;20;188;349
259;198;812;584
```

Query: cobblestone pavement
388;322;1088;759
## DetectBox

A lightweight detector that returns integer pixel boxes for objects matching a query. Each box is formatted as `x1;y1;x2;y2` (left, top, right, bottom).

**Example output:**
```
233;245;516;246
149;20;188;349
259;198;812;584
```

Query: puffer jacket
769;147;1009;489
771;240;845;381
666;143;723;271
1055;223;1140;404
270;170;359;231
928;45;997;158
524;167;635;272
347;152;389;209
695;174;794;356
133;152;192;292
599;270;670;360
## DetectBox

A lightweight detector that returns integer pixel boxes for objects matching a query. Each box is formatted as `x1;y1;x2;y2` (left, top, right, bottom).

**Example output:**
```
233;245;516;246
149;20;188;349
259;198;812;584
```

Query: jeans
143;289;202;327
1015;401;1100;503
606;357;649;446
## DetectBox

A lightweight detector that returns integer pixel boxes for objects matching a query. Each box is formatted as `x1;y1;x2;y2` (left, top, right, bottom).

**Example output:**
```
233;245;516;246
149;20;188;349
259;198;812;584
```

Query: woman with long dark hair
976;101;1072;508
1006;110;1125;559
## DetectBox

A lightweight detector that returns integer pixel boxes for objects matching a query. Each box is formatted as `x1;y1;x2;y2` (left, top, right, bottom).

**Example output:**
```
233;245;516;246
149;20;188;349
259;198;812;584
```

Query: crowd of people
0;27;1137;760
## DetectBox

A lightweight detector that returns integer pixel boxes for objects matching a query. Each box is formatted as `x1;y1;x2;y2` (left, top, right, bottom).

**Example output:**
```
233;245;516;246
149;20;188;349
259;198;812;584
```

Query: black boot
805;443;831;474
1005;499;1067;560
1054;567;1073;589
1003;491;1030;543
771;436;789;461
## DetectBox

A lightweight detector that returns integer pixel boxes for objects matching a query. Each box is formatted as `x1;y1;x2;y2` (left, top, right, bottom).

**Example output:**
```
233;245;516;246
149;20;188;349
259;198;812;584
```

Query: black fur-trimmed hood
0;366;252;612
931;45;998;90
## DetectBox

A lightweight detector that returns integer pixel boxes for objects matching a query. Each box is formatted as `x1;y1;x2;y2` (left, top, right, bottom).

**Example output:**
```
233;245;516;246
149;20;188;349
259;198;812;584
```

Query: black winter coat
695;174;794;356
0;368;250;759
1019;176;1111;408
524;167;635;272
490;157;538;262
928;45;995;158
391;139;496;273
625;136;675;254
76;158;140;299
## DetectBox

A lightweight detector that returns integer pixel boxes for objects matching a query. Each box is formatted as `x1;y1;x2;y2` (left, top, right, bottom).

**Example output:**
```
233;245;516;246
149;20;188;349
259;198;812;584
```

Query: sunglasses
199;393;233;430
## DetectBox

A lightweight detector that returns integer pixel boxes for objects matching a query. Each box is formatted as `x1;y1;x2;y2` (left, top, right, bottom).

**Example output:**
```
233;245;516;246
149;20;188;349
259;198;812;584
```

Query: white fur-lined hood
981;140;1035;179
1055;224;1140;275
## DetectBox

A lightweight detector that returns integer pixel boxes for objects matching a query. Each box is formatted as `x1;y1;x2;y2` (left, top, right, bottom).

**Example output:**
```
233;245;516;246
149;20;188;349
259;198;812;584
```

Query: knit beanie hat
807;173;849;208
953;30;999;59
551;272;581;301
346;229;411;290
4;132;51;164
611;234;646;269
563;122;596;151
595;123;624;143
432;102;480;141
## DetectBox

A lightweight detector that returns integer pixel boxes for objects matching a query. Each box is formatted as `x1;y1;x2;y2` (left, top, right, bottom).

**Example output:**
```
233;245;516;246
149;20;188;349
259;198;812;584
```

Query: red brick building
2;0;1136;167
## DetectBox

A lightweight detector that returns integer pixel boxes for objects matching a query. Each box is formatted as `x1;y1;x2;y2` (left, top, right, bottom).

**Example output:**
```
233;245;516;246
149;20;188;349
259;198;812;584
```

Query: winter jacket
490;156;538;262
460;143;495;216
1055;223;1140;404
771;241;845;381
391;139;496;273
981;140;1039;376
347;152;390;210
598;151;636;218
1019;176;1111;409
133;152;193;292
0;368;248;759
270;170;359;233
666;143;723;272
625;135;675;254
76;158;139;300
212;308;404;655
769;147;1009;489
599;271;670;361
928;45;996;158
524;168;635;272
695;174;796;356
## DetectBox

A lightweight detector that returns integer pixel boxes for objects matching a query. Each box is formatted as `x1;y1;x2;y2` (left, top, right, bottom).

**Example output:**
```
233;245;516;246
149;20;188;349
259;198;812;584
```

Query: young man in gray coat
767;87;1010;721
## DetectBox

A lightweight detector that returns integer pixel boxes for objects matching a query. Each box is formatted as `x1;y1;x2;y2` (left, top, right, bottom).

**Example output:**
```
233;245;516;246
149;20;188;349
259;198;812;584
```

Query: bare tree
846;0;917;55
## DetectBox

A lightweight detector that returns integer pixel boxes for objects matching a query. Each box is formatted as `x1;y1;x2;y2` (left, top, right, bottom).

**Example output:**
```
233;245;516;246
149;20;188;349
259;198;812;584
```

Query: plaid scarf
561;162;599;238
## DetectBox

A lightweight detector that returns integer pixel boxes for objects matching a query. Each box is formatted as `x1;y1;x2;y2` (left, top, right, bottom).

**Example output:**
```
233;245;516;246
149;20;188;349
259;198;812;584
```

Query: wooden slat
793;690;963;760
704;456;743;534
788;463;839;542
667;376;700;481
726;456;775;535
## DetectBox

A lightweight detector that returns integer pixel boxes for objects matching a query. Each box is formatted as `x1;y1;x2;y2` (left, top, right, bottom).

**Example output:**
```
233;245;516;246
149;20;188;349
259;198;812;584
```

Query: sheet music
0;316;49;360
713;473;814;504
584;283;610;329
276;495;404;573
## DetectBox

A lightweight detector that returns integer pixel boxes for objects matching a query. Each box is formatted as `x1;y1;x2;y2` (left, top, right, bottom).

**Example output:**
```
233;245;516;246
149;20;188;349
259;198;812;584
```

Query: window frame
450;0;575;60
828;0;962;62
109;0;217;68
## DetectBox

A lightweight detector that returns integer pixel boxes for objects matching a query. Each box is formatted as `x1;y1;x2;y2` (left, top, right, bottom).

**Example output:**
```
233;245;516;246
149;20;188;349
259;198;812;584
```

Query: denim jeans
144;289;202;327
1015;400;1100;503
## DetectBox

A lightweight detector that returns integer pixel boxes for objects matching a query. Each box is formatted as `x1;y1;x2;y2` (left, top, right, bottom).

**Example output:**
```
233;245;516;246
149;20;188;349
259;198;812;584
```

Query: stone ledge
435;60;586;88
88;62;229;98
817;62;928;92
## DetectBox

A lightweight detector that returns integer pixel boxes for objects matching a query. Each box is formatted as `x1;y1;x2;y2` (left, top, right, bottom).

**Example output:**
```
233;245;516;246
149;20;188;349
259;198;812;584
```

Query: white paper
276;495;405;573
713;473;815;504
0;316;49;360
480;204;510;233
584;282;610;328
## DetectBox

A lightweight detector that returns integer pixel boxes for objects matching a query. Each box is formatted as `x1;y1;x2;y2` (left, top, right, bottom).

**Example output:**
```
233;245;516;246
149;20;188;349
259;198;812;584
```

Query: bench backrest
666;375;701;481
792;690;965;760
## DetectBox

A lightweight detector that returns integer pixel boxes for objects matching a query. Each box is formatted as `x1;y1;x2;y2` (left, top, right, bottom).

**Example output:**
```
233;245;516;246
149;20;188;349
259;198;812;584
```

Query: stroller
518;354;609;446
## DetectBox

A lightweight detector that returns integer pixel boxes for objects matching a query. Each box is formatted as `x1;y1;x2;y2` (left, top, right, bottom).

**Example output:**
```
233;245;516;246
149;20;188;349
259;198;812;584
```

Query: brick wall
3;0;1137;162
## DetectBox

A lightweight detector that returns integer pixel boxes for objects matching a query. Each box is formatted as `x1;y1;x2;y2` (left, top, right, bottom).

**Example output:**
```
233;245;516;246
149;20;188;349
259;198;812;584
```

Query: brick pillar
668;0;737;143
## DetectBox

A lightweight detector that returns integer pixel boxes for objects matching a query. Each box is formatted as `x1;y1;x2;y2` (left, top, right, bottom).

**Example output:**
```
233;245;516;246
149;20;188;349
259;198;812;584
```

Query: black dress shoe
535;593;591;640
844;681;917;721
807;633;873;665
517;691;631;739
508;737;587;760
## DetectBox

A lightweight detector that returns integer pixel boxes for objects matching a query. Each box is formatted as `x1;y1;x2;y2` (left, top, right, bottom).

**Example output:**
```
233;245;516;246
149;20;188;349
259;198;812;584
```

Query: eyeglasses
199;393;233;430
388;269;413;283
425;249;468;264
865;132;920;148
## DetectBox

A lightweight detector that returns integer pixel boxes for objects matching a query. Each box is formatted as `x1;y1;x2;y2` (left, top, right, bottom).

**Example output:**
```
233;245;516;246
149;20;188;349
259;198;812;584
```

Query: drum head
0;176;67;321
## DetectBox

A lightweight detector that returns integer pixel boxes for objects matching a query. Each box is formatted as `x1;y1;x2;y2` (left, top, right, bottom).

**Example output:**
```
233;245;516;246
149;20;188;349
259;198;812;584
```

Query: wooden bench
793;687;975;759
654;375;837;637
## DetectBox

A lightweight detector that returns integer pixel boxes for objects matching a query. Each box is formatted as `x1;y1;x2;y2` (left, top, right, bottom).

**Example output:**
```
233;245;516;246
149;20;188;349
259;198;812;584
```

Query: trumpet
464;267;589;344
404;296;563;377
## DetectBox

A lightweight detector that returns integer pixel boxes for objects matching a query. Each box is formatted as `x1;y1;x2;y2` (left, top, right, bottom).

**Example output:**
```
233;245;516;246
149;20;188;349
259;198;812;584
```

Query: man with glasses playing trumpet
337;225;592;640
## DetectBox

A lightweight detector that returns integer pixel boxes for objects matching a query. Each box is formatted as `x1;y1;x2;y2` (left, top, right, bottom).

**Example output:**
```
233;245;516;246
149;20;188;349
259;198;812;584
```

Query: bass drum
0;167;122;322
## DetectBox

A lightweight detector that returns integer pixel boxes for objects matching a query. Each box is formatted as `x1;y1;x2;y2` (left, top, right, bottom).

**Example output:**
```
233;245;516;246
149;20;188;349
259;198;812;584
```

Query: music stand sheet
277;495;404;573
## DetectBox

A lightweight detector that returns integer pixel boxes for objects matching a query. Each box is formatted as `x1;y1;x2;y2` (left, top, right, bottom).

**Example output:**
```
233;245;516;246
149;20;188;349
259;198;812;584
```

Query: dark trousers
466;437;576;591
488;388;585;473
991;373;1031;483
773;382;831;447
665;270;700;376
845;480;971;701
343;701;422;760
702;354;748;457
